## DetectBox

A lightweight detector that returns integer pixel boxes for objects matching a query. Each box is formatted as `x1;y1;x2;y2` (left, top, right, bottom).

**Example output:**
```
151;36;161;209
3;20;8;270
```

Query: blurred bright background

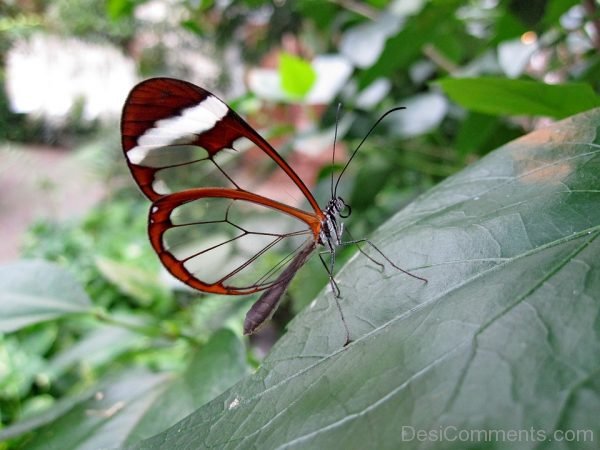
1;0;599;446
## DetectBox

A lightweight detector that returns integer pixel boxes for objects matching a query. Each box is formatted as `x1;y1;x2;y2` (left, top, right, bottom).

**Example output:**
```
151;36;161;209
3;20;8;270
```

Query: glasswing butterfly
121;77;426;345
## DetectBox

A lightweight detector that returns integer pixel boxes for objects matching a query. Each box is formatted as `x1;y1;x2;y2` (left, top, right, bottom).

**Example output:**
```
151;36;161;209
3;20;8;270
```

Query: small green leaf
436;76;600;118
0;260;93;332
95;256;166;305
106;0;138;20
181;19;204;36
279;53;317;99
0;335;48;398
47;324;144;379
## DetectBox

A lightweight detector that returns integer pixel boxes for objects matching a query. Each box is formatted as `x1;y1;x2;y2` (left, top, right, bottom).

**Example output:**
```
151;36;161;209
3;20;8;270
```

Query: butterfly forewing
122;78;320;213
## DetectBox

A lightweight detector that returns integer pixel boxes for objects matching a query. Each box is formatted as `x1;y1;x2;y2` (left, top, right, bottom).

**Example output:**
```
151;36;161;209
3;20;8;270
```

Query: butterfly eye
340;203;351;218
334;197;351;218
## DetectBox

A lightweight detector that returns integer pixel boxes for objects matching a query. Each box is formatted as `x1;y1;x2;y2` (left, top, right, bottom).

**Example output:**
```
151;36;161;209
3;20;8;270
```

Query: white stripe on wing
127;95;228;165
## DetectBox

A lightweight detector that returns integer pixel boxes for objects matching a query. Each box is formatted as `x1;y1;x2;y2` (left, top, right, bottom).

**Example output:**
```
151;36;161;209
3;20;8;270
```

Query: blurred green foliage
1;0;600;447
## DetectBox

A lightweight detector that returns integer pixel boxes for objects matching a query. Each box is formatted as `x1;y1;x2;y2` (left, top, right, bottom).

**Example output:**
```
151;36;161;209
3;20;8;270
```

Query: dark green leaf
541;0;580;26
296;0;337;30
454;112;499;159
359;1;464;87
0;260;93;332
508;0;546;26
132;108;600;449
0;388;96;441
491;9;527;44
350;158;393;210
0;335;48;398
436;77;600;118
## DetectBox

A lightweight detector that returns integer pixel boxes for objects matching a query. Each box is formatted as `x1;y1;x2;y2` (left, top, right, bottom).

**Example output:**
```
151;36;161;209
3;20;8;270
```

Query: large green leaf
0;260;93;332
132;108;600;449
436;77;600;118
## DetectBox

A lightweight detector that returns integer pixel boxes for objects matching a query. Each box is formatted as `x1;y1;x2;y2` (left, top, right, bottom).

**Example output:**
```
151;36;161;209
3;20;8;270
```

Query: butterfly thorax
319;196;350;251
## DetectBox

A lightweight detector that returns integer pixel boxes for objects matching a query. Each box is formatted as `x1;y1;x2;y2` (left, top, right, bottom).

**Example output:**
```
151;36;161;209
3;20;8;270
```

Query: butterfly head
325;196;351;218
319;196;351;249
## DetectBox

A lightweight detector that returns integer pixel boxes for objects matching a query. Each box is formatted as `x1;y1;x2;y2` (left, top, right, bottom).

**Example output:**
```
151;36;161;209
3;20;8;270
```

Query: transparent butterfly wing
149;188;320;293
121;78;324;293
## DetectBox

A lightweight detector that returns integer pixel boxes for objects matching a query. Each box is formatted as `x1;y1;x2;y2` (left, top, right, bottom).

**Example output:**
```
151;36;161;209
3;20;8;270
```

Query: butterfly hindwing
148;187;320;293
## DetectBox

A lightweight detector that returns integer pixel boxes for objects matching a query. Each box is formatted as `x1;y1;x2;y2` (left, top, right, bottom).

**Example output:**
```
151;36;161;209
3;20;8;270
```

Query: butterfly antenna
333;106;406;196
331;102;342;199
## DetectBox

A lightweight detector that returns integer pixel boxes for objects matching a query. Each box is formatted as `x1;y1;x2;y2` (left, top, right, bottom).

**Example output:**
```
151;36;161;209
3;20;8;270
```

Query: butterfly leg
318;250;340;297
318;251;351;346
340;237;427;283
340;228;384;271
339;229;384;271
350;240;385;271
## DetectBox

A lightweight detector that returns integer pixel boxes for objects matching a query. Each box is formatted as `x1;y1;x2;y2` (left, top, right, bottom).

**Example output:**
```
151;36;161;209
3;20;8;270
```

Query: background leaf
95;256;167;305
0;370;170;448
279;53;317;98
132;108;600;449
0;329;248;447
0;260;93;332
436;77;600;118
46;323;145;379
123;329;249;445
